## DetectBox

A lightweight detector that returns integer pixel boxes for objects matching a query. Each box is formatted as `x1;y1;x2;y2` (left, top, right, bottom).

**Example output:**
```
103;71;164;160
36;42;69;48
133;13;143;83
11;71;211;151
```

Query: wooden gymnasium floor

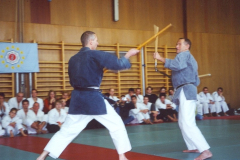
0;115;240;160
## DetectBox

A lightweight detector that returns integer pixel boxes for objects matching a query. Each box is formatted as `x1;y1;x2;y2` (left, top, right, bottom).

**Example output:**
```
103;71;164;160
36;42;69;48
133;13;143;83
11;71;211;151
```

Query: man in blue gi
37;31;139;160
153;38;212;160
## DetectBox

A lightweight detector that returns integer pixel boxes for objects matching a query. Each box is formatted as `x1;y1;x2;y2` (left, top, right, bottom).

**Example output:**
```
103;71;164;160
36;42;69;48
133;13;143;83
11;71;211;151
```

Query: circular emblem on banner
5;51;20;64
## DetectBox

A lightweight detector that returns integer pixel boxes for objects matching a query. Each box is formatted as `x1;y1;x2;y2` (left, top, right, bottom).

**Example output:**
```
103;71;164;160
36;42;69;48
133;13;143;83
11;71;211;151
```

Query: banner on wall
0;43;39;73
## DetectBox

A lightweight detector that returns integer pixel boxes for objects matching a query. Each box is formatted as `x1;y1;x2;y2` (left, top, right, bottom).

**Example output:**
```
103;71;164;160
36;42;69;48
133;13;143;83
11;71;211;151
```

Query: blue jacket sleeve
93;51;131;70
164;52;189;71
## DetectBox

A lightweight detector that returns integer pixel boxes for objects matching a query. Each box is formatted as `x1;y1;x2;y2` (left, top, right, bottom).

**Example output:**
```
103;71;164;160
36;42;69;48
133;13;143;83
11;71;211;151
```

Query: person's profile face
203;88;208;94
160;96;165;103
131;97;137;104
143;97;149;104
91;35;99;50
23;102;29;110
147;88;152;94
109;89;114;96
17;93;24;102
33;103;39;112
50;92;55;99
9;110;17;118
32;90;37;98
176;39;189;54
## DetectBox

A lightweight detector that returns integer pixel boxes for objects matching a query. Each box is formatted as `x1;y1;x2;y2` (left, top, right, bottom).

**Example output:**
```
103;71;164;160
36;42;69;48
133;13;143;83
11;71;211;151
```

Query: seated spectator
196;94;204;117
159;87;167;94
61;91;70;107
2;108;27;137
19;101;47;134
143;96;162;123
166;89;174;101
135;88;143;103
129;95;152;124
155;93;178;122
46;101;67;133
0;123;5;137
199;87;216;117
8;92;24;110
212;87;229;116
115;95;135;124
145;86;158;104
43;90;56;114
28;89;44;111
108;88;119;102
59;98;69;114
0;92;10;121
125;88;135;102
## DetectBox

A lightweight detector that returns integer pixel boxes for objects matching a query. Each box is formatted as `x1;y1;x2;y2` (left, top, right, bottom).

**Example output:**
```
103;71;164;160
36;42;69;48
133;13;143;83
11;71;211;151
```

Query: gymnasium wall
0;0;240;108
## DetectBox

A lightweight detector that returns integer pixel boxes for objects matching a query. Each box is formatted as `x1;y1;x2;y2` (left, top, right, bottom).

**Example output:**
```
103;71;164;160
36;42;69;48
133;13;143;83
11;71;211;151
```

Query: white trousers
5;123;23;136
202;102;216;114
44;100;131;159
178;89;210;153
215;101;229;113
196;103;203;115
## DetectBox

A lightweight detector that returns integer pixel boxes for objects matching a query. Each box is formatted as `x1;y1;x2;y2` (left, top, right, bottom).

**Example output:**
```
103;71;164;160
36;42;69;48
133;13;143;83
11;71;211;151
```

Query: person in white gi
125;88;135;102
18;100;47;134
135;88;144;103
155;93;177;122
8;92;24;110
196;94;203;116
108;88;120;102
154;38;212;160
59;98;69;114
2;108;27;137
199;87;216;117
46;101;67;133
212;87;229;116
0;123;5;136
28;89;44;111
143;96;162;123
0;92;10;122
129;95;152;124
37;31;139;160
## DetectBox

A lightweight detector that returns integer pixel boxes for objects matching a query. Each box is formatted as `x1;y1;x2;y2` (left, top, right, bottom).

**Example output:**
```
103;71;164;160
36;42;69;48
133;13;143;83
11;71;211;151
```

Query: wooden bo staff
198;74;211;78
103;23;173;73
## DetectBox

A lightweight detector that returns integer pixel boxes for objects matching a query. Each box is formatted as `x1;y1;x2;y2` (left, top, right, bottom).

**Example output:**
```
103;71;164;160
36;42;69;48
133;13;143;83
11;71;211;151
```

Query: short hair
159;93;166;98
179;38;192;50
217;87;223;91
146;86;153;90
10;108;17;113
0;92;5;98
22;99;29;104
160;87;166;91
61;91;68;95
32;89;38;93
203;87;208;90
55;100;63;106
81;31;96;47
16;92;24;96
168;88;174;94
131;95;137;99
128;88;134;92
121;95;125;98
33;102;39;106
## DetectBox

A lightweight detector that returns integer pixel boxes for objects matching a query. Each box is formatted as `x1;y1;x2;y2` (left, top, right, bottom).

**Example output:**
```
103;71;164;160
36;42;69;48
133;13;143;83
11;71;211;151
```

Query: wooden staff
199;74;211;78
104;23;173;73
154;25;159;69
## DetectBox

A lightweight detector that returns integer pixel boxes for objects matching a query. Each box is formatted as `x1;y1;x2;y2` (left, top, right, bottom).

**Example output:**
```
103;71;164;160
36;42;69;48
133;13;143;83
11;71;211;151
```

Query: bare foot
37;150;49;160
41;130;48;134
10;131;14;137
183;149;199;153
194;150;212;160
119;153;128;160
153;119;163;123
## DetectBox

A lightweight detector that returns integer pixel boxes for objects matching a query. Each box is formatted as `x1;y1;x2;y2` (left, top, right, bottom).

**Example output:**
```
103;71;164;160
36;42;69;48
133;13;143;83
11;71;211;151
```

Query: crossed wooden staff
103;23;211;78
